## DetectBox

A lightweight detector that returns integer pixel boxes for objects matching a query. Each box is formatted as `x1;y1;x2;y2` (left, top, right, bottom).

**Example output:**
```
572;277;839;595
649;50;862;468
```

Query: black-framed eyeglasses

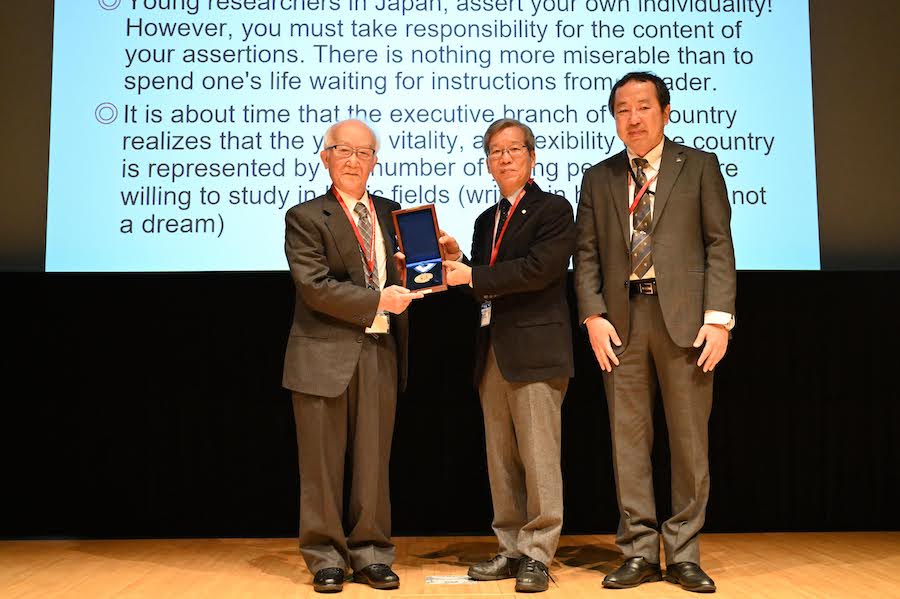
326;144;376;160
488;145;529;161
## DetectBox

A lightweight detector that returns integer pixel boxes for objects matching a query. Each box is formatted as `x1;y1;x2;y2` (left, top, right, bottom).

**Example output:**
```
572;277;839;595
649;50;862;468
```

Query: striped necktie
630;157;653;279
354;202;379;289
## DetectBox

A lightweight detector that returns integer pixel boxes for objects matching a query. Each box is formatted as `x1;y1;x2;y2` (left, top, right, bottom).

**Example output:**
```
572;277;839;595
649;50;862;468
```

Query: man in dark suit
443;119;575;593
575;72;736;593
283;119;422;593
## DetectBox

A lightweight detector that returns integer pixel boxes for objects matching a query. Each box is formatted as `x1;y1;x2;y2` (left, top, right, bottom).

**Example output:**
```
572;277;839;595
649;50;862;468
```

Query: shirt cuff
704;310;735;331
583;313;603;326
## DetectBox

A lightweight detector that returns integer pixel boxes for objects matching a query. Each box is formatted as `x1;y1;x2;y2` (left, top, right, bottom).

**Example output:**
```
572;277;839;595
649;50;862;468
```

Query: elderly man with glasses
443;118;576;592
282;119;423;593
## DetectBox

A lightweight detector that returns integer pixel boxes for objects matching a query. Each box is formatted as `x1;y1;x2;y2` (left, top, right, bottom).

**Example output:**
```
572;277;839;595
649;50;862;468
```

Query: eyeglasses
488;145;529;161
326;144;376;160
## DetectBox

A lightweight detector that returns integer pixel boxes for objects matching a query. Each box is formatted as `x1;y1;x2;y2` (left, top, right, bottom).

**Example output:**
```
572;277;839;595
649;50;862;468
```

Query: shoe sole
313;583;342;593
663;574;716;593
602;573;662;589
515;582;549;592
467;571;517;581
356;579;400;590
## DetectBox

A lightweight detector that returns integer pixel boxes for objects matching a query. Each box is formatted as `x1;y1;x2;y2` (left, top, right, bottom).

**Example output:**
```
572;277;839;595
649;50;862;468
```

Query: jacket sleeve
699;152;737;315
574;170;609;323
285;207;380;328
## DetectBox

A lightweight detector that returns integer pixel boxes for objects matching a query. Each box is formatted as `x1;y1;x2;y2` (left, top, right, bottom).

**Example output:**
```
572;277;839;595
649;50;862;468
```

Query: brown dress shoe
664;562;716;593
468;555;523;581
602;556;662;589
515;558;550;593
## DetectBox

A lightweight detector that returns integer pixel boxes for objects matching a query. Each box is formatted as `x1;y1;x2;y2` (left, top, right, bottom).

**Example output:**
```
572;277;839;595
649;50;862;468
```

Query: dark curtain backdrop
2;271;898;538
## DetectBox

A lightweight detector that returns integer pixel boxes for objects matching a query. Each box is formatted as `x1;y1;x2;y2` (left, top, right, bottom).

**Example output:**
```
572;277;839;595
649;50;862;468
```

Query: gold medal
414;272;434;284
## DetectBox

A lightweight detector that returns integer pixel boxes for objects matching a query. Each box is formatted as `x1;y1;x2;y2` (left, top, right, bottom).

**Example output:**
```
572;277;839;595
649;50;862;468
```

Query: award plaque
391;205;447;293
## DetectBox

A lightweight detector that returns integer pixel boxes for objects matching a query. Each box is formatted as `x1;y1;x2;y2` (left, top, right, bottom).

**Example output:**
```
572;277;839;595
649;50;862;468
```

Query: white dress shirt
336;188;388;332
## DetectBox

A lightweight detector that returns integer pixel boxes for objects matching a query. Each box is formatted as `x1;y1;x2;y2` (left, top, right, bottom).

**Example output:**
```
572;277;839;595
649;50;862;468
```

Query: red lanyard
627;170;658;215
489;187;527;266
332;186;377;274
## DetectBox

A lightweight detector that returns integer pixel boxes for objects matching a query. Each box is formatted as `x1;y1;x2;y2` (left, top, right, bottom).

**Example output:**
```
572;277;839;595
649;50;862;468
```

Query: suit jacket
469;181;575;384
282;189;408;397
575;138;736;350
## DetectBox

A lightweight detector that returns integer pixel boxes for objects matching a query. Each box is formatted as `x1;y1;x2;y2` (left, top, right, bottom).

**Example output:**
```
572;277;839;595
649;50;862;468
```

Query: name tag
480;301;492;327
367;311;390;334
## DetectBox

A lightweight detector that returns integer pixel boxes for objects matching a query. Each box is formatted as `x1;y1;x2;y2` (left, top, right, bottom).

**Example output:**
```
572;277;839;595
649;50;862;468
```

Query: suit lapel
372;196;399;285
322;190;367;287
479;204;498;263
609;151;631;250
495;183;539;259
650;138;685;234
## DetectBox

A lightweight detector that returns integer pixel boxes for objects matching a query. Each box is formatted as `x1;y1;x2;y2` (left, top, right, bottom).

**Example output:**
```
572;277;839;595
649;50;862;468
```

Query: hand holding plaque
391;205;448;293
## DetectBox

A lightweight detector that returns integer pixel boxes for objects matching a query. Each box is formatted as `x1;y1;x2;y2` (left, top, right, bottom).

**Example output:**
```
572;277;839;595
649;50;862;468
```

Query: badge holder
391;205;447;293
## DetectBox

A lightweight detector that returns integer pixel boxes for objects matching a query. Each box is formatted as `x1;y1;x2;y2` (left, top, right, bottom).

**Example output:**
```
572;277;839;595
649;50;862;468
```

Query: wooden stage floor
2;533;898;598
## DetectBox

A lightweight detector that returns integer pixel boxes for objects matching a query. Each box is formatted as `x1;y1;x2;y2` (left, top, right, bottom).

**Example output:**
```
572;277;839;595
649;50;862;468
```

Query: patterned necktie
354;202;379;289
494;198;512;247
630;157;653;279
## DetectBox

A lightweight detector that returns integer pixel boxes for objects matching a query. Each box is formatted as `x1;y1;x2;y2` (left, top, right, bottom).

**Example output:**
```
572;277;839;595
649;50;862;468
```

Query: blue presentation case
391;205;447;293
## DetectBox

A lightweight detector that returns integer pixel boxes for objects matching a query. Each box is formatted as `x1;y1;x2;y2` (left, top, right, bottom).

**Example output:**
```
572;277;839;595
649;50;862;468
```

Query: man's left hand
393;251;406;280
439;230;461;262
693;324;729;372
444;260;472;286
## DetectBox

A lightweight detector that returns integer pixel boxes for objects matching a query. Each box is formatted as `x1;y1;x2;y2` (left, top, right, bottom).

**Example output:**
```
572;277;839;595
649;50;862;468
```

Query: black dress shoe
664;562;716;593
602;556;662;589
313;567;345;593
515;558;550;593
354;563;400;590
468;555;523;581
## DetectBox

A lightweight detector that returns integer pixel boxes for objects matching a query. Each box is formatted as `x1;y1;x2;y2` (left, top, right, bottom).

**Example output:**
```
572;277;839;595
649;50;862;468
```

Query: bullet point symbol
95;103;118;124
98;0;121;9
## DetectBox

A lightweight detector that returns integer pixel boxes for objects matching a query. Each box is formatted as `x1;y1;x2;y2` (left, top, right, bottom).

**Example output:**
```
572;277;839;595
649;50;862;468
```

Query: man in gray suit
443;119;575;592
575;72;736;593
283;119;422;593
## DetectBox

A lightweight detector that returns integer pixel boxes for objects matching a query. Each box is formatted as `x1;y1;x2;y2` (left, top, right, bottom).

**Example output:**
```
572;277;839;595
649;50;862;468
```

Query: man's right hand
585;315;622;372
378;285;424;314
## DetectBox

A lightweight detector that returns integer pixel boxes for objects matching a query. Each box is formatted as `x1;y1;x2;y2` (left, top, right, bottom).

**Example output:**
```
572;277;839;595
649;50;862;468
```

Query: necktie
494;198;512;247
630;157;653;279
354;202;379;289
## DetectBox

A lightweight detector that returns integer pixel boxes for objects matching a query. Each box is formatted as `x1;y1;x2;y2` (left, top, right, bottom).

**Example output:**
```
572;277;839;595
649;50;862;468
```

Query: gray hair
323;119;380;152
482;118;536;156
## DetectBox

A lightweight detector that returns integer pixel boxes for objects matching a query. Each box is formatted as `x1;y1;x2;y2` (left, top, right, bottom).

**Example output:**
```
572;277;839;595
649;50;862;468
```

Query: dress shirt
335;187;388;332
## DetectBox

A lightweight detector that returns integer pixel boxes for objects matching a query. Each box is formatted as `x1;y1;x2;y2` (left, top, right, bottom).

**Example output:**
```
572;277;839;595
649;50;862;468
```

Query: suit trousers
602;294;713;566
291;333;398;573
479;343;568;566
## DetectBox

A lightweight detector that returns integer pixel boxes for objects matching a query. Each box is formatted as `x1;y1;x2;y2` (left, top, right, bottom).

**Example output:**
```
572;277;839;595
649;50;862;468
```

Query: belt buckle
639;280;654;295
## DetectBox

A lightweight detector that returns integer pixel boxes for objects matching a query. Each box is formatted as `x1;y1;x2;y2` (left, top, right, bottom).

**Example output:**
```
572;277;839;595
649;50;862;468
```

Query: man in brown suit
283;119;422;593
575;72;736;593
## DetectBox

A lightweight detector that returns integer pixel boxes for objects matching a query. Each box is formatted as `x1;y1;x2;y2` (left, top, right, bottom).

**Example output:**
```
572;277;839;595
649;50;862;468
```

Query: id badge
368;311;390;334
480;301;492;327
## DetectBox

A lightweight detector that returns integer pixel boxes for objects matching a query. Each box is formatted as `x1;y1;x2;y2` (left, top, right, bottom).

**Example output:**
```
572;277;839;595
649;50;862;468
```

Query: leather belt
629;279;658;296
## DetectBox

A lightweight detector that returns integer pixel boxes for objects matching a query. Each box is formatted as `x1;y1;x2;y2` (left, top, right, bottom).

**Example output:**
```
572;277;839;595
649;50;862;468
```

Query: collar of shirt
626;137;665;175
334;186;368;222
